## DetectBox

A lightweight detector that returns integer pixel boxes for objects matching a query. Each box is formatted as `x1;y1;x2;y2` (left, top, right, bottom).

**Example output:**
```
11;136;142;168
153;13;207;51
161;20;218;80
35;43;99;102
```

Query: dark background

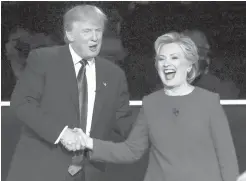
1;2;246;181
2;1;246;100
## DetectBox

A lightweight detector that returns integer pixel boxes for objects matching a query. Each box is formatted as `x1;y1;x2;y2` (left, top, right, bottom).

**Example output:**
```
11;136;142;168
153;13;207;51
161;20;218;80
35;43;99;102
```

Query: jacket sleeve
90;107;149;164
209;93;239;181
112;70;134;140
10;50;67;144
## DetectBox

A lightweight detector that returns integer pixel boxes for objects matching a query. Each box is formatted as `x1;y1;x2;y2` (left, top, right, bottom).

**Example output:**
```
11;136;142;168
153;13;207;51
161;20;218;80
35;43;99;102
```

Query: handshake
60;128;92;152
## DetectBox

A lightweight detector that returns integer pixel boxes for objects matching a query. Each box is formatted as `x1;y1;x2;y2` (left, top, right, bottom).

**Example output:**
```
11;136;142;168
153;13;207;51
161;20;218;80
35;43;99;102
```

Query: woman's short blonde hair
182;29;211;75
154;32;199;83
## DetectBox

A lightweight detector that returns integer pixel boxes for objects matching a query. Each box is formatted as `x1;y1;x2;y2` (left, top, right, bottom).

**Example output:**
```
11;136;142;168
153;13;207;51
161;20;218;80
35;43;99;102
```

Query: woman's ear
187;65;192;73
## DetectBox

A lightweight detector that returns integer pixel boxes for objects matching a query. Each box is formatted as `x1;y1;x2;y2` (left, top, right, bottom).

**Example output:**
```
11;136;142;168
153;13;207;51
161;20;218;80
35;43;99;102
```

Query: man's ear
65;30;74;42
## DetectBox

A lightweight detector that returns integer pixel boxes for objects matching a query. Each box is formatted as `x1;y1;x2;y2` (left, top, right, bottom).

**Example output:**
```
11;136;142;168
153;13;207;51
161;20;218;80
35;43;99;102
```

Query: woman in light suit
73;32;239;181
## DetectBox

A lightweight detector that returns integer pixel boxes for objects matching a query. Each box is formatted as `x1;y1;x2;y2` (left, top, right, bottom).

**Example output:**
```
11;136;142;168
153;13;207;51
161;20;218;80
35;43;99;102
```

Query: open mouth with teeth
164;69;176;80
89;44;98;52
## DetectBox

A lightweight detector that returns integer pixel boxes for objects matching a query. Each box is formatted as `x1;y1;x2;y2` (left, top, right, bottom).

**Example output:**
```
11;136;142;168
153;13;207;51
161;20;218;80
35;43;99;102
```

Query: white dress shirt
54;44;96;144
237;171;246;181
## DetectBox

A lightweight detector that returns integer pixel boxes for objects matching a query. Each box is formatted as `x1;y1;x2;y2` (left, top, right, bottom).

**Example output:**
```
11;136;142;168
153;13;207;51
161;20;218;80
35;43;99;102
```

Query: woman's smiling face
156;43;193;88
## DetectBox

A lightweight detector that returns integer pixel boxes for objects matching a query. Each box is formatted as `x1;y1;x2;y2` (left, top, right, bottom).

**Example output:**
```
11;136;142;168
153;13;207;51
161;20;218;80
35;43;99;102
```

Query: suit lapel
58;45;80;119
58;49;108;130
91;57;108;131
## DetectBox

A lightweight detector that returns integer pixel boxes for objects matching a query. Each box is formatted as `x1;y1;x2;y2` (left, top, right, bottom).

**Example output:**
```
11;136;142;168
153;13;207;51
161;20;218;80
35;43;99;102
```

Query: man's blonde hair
63;5;107;32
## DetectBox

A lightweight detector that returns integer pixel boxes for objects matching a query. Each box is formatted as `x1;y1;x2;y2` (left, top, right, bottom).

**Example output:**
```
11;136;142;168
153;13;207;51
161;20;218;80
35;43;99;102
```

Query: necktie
77;59;88;132
68;59;88;178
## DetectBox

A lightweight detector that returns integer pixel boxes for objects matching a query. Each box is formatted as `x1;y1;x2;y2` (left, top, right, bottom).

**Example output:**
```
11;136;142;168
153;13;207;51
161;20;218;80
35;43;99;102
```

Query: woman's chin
162;79;175;87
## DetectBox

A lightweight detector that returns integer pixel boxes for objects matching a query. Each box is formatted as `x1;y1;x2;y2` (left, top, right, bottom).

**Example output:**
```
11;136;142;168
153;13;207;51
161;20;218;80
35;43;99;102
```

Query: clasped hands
60;128;89;152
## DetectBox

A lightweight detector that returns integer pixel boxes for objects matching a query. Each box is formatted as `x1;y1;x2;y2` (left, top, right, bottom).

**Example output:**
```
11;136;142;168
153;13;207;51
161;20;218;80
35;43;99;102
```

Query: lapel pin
103;82;107;87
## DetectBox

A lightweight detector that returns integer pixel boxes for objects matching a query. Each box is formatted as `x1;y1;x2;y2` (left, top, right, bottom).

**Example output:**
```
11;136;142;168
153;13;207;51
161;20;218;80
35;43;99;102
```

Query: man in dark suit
6;5;133;181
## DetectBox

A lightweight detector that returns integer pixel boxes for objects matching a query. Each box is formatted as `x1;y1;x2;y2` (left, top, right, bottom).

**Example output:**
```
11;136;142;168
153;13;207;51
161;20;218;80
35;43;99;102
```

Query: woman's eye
155;56;166;61
172;56;178;59
156;58;165;62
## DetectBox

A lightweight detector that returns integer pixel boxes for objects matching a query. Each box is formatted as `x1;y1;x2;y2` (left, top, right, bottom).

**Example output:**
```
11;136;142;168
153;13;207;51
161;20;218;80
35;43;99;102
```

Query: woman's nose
163;58;172;66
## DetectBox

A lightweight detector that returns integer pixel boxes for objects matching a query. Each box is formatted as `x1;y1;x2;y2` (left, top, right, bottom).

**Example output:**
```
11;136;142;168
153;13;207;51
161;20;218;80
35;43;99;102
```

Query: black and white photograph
1;1;246;181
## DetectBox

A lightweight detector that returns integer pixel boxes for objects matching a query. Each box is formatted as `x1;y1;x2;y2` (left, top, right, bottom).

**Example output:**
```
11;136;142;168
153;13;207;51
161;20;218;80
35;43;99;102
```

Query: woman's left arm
85;107;149;164
209;94;239;181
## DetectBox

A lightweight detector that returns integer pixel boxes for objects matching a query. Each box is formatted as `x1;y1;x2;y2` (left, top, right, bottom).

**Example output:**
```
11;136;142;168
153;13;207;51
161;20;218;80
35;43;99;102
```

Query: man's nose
91;31;98;41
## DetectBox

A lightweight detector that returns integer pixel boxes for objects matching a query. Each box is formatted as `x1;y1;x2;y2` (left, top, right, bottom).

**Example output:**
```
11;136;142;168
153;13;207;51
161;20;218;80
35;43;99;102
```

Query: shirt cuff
54;125;68;144
86;137;94;150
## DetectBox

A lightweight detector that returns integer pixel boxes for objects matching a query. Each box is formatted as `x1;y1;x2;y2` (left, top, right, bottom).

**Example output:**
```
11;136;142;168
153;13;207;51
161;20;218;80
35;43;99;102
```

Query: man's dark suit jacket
6;45;133;181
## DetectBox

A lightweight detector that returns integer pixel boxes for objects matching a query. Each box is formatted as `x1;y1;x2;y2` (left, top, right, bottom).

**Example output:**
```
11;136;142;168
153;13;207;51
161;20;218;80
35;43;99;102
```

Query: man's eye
82;29;91;33
172;56;178;59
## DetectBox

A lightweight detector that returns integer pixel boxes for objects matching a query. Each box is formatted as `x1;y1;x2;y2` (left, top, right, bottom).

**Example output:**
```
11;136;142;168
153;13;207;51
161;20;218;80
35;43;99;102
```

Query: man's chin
86;51;100;59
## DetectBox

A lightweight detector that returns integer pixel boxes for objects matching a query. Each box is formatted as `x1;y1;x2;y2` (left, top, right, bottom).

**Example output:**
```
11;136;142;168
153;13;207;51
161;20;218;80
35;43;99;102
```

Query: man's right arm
10;50;69;144
54;126;68;144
